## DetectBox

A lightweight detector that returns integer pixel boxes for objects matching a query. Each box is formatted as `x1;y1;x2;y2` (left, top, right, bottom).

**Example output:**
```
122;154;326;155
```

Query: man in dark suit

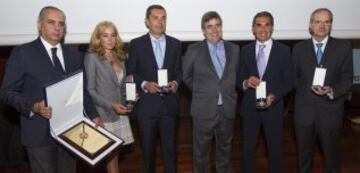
183;11;240;173
236;11;293;173
126;4;182;173
0;6;100;173
293;8;353;173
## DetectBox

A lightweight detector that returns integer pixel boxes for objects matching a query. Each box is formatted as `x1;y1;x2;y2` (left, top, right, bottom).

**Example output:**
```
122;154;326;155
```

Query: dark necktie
51;48;65;74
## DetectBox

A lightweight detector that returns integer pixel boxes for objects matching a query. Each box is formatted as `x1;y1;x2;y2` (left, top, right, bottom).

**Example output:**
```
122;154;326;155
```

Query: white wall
0;0;359;45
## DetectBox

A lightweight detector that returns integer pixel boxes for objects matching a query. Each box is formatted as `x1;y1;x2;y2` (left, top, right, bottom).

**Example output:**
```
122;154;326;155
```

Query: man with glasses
292;8;353;173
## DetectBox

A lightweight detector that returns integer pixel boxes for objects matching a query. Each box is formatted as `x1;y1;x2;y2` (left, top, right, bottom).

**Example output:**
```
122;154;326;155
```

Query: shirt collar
149;33;165;42
40;36;61;50
312;36;329;47
40;36;60;50
206;39;224;48
256;39;273;48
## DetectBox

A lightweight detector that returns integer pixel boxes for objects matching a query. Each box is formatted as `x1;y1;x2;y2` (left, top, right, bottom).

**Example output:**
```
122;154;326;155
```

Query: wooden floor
2;114;360;173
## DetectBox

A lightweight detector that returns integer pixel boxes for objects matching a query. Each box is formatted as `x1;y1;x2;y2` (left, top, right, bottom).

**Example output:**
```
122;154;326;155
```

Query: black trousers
241;111;284;173
137;109;177;173
295;122;340;173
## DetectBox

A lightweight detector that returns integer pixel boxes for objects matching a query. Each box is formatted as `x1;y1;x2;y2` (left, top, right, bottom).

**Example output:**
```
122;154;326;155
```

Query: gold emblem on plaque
59;121;116;159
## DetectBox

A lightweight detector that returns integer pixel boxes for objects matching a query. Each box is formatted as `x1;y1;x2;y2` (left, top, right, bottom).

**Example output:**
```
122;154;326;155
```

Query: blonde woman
84;21;134;173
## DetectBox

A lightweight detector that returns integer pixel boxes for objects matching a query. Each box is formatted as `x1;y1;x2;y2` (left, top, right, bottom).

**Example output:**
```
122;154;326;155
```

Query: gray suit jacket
84;53;126;122
183;40;240;119
293;37;353;128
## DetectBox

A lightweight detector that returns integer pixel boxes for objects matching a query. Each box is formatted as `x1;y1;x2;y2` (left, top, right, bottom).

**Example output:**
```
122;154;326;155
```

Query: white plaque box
44;71;123;165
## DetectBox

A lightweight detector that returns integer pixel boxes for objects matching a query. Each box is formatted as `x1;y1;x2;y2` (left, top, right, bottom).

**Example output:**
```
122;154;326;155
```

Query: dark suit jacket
237;41;293;117
0;38;98;147
183;40;240;119
292;37;353;128
127;33;182;116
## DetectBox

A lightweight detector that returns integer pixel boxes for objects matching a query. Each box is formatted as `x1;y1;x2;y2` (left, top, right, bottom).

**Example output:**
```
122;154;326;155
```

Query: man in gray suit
182;11;240;173
293;8;353;173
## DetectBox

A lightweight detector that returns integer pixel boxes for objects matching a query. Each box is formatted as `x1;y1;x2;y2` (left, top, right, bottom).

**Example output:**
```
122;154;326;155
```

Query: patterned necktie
257;44;266;79
154;40;163;68
51;48;65;74
316;43;324;64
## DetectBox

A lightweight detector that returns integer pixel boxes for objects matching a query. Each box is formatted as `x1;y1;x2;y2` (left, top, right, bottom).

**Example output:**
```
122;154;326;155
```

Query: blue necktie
51;48;65;74
212;43;225;105
213;44;224;78
316;43;323;64
257;44;266;79
154;40;163;68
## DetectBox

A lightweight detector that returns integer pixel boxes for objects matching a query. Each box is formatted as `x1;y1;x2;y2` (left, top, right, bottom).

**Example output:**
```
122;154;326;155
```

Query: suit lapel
249;42;260;78
201;41;219;79
305;39;318;68
263;42;282;80
99;56;121;86
222;41;232;80
320;37;333;67
35;39;62;76
262;43;273;80
144;34;160;70
62;45;73;74
162;35;170;69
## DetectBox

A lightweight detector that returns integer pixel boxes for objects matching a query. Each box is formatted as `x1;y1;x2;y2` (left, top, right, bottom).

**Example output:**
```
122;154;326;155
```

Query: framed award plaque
45;71;123;165
59;121;115;159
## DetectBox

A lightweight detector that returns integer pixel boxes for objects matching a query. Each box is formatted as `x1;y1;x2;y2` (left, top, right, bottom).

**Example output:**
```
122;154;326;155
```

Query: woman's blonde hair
89;21;126;61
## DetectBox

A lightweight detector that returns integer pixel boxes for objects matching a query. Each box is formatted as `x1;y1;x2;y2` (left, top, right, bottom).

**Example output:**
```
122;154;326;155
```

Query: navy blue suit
127;33;182;173
0;38;98;147
237;41;294;173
